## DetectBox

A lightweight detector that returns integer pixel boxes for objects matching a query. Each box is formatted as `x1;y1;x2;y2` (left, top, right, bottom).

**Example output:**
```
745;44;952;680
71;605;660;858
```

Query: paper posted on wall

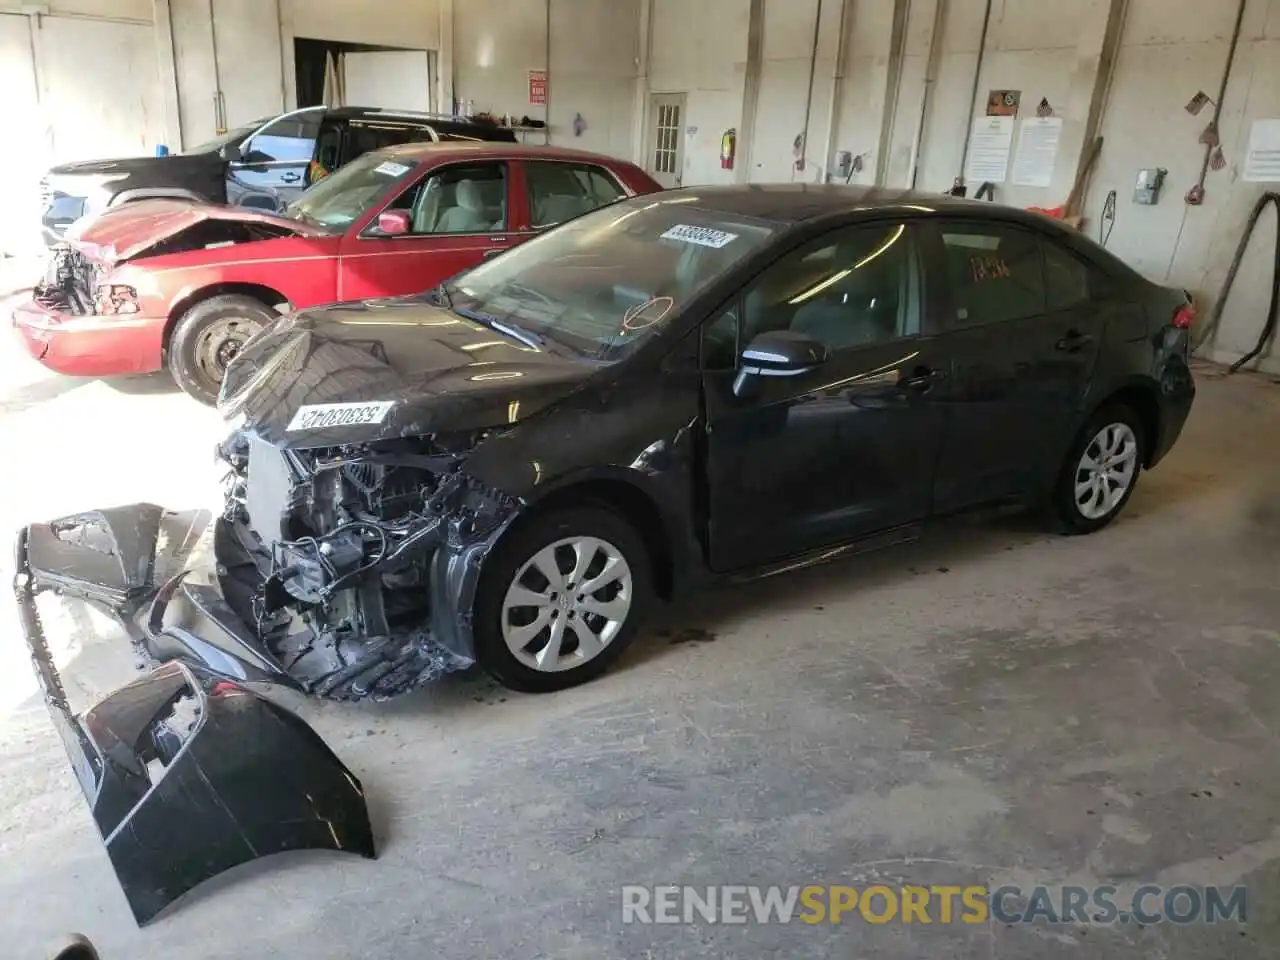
965;116;1015;184
1011;117;1063;188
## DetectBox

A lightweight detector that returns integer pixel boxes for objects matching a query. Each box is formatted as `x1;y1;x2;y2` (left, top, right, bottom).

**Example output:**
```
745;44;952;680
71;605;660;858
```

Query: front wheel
473;506;651;693
1051;403;1145;534
167;294;274;405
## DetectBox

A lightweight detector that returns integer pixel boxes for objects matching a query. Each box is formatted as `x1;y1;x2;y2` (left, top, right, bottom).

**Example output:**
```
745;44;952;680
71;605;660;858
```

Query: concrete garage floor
1;322;1279;959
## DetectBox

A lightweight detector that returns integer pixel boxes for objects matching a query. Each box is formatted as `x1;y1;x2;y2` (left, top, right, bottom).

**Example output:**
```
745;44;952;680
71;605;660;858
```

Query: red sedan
14;143;661;403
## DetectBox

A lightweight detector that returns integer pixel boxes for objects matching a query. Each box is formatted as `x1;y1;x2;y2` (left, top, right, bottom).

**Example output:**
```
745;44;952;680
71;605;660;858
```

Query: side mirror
733;330;828;396
376;210;411;236
219;141;243;163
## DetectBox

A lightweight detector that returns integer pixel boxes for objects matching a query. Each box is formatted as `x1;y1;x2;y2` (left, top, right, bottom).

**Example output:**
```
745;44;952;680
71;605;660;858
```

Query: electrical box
836;151;853;179
1133;168;1167;205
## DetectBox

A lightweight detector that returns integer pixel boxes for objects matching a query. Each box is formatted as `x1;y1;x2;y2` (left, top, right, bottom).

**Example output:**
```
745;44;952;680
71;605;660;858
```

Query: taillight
1172;303;1195;329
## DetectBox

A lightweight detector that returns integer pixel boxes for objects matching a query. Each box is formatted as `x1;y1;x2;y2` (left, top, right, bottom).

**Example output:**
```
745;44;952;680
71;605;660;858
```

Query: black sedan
14;185;1195;921
23;183;1196;700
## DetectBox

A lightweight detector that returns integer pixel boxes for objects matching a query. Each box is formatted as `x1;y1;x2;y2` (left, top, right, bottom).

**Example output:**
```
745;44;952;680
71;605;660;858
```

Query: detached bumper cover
13;517;376;925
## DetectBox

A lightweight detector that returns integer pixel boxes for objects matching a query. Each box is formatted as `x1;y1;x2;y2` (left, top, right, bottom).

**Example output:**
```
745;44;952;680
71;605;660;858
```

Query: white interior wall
648;0;749;186
1083;0;1280;372
547;0;641;158
0;0;151;17
283;0;441;50
7;0;1280;372
0;5;164;254
749;0;842;183
452;0;640;157
211;0;286;126
0;14;43;255
828;0;897;187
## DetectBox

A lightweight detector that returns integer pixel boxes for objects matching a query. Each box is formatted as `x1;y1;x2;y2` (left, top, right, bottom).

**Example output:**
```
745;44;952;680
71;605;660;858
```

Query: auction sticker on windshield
660;224;739;248
374;161;412;178
287;401;395;432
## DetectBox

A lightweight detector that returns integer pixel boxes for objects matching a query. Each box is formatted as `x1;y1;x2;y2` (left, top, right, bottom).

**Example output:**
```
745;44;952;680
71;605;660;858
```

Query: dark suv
39;106;517;244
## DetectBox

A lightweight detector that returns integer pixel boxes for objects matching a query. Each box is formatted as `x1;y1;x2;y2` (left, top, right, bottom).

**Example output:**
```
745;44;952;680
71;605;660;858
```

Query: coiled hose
1192;191;1280;374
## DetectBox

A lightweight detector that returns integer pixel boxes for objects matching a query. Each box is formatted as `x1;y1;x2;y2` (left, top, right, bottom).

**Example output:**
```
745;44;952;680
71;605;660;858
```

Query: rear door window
939;222;1046;327
526;161;627;229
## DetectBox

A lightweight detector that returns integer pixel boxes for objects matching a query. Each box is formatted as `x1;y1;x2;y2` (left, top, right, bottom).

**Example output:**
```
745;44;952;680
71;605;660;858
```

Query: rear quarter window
940;222;1045;326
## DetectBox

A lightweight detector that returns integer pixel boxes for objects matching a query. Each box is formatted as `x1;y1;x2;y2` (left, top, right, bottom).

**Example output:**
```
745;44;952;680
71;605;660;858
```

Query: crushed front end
216;427;521;700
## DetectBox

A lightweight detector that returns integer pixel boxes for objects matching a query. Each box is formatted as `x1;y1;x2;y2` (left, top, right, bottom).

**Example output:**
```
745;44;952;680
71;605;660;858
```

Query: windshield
182;121;263;155
445;195;776;360
285;150;419;228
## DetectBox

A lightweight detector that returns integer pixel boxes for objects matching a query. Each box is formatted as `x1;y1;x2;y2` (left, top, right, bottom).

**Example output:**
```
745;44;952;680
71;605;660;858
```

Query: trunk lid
66;199;330;264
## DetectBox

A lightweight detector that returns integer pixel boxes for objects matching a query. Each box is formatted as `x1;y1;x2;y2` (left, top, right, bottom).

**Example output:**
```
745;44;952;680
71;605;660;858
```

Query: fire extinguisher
721;128;736;170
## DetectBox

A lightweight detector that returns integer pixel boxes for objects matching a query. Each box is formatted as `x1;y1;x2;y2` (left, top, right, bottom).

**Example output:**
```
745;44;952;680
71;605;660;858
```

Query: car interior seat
436;179;490;233
536;193;596;226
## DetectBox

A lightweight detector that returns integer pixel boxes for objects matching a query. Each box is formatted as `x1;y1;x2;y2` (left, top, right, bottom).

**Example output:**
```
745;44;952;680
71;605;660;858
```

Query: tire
473;505;652;693
1050;402;1146;534
167;294;275;405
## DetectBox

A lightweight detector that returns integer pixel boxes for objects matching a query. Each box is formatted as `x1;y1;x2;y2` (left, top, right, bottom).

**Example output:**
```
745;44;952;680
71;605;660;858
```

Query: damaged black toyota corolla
16;186;1196;919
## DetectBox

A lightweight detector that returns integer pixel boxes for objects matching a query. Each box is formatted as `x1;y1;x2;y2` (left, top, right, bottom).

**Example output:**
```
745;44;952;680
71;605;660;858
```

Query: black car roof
665;183;1058;228
662;183;1139;275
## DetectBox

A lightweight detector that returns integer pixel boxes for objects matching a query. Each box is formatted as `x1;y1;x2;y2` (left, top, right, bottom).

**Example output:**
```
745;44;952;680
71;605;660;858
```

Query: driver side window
740;222;921;351
383;162;509;235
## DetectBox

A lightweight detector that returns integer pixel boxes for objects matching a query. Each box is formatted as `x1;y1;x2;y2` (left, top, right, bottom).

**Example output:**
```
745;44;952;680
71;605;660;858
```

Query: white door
646;93;687;189
344;50;433;111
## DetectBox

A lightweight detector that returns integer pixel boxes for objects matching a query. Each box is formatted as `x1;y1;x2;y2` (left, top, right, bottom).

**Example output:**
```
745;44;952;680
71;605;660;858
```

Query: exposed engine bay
33;221;298;316
216;429;519;701
33;244;104;315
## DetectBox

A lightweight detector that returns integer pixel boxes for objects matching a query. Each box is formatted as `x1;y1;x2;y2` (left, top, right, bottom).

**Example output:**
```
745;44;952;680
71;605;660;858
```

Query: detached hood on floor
64;199;331;264
218;295;601;449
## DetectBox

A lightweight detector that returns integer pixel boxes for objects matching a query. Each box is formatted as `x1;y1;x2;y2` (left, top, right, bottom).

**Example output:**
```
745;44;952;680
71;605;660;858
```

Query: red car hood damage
66;199;330;264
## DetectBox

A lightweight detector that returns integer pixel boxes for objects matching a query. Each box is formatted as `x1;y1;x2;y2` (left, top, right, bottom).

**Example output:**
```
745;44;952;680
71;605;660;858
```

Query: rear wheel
167;294;274;405
473;506;651;693
1051;403;1145;534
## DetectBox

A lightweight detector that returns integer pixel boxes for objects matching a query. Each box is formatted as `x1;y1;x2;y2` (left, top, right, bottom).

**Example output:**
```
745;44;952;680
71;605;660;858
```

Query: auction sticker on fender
660;224;739;248
287;401;395;432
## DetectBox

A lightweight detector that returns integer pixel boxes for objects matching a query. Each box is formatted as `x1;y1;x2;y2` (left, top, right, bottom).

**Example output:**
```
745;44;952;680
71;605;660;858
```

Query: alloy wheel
501;535;633;673
1074;422;1138;520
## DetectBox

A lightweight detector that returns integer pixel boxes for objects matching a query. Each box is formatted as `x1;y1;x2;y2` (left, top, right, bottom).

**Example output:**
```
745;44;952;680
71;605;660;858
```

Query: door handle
900;367;944;392
1055;329;1095;352
483;248;506;259
280;171;301;183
